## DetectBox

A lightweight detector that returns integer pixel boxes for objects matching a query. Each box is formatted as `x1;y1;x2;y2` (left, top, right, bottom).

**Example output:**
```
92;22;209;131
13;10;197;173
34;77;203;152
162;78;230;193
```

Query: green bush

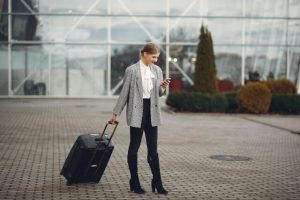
166;92;228;112
293;95;300;113
269;94;300;114
236;83;271;114
166;91;300;114
210;94;228;112
224;92;238;113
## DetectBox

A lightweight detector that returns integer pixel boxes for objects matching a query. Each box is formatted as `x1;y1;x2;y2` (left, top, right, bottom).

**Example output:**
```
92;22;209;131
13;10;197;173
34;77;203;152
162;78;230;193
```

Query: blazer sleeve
113;67;132;116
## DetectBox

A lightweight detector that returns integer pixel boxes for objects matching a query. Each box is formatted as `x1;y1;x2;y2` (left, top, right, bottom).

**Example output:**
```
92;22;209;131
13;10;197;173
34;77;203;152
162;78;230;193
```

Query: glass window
111;44;143;94
11;44;107;96
65;45;108;96
170;0;198;16
35;0;107;14
0;0;7;13
28;15;107;42
245;0;287;17
170;0;242;17
8;14;107;42
168;45;196;92
111;17;166;42
12;0;39;13
289;0;300;18
170;18;201;43
245;19;287;45
167;45;242;92
111;0;166;16
0;45;8;95
2;0;298;97
207;19;243;45
289;20;300;46
289;48;300;84
214;46;242;87
0;13;8;42
9;14;39;41
111;44;166;95
11;45;48;95
207;0;243;16
170;18;242;45
245;46;287;82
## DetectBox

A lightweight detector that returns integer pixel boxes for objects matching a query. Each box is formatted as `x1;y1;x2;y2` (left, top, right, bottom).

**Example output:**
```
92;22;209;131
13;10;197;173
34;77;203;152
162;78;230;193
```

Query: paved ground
0;98;299;200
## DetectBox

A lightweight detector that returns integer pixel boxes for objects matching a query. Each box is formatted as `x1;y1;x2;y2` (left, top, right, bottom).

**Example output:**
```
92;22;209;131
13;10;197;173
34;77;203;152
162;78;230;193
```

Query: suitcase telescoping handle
97;121;119;148
100;121;119;145
84;121;119;177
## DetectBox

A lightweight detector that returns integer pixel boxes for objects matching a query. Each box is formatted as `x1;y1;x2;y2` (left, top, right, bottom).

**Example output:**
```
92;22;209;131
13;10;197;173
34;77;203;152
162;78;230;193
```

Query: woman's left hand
160;79;171;89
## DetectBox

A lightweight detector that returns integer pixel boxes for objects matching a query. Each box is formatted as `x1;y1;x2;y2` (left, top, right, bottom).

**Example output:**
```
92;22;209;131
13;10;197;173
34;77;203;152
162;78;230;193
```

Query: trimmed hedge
166;92;228;112
166;91;300;114
269;94;300;113
224;92;238;113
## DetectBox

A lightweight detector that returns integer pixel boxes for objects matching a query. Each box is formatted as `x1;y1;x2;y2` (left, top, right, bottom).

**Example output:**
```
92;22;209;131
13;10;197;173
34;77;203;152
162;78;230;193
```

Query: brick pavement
0;98;299;200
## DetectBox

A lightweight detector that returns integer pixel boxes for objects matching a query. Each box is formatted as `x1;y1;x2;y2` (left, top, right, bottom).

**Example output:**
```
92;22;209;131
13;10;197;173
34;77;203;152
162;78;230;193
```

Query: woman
110;43;170;195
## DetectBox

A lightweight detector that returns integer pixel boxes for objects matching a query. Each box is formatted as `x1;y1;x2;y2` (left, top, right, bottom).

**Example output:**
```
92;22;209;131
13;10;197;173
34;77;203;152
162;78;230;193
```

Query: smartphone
166;78;171;81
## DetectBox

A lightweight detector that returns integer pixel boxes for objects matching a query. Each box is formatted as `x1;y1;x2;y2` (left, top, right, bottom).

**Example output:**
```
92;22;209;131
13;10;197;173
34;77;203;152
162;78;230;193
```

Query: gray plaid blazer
113;61;165;128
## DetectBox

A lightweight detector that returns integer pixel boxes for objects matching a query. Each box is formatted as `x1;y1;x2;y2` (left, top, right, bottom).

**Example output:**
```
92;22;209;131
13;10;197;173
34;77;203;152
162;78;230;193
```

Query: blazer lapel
135;62;143;99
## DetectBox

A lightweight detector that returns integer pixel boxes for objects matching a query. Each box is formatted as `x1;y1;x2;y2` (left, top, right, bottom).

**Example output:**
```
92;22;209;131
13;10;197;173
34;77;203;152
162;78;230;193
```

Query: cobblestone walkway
0;98;299;200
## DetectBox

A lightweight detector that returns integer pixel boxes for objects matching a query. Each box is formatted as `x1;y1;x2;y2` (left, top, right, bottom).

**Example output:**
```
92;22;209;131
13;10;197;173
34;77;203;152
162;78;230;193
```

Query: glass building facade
0;0;300;96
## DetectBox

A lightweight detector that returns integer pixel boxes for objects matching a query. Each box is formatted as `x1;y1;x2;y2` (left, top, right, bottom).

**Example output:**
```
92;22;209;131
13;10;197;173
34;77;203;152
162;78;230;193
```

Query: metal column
241;0;246;86
8;0;12;96
166;0;170;95
107;0;112;96
286;0;290;79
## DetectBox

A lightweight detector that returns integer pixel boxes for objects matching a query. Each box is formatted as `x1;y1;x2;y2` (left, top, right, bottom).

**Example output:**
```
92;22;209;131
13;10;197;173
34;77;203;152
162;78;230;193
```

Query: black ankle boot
129;179;145;194
148;153;168;195
151;178;168;195
128;155;146;194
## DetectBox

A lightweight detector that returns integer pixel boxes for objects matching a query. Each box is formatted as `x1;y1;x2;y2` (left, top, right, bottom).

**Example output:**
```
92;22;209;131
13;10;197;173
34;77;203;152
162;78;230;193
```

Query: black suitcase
60;121;118;185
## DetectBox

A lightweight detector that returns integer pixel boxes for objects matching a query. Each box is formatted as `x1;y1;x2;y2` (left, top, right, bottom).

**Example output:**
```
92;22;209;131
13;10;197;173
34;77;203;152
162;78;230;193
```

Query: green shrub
269;94;293;113
236;82;271;114
269;94;300;114
166;92;228;112
263;79;296;94
293;95;300;113
210;94;228;112
224;92;238;113
166;90;300;114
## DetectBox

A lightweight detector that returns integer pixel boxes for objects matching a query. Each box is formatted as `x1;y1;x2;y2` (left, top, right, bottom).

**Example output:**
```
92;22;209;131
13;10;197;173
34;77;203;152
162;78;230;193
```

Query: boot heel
152;179;168;195
129;179;146;194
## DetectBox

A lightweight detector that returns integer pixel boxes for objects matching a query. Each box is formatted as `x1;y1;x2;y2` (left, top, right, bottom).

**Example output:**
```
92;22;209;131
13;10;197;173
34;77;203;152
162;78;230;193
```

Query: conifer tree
194;25;217;94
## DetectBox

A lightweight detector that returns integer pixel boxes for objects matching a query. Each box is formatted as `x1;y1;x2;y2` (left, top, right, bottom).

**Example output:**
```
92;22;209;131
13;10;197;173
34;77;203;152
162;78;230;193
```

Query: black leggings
128;99;158;159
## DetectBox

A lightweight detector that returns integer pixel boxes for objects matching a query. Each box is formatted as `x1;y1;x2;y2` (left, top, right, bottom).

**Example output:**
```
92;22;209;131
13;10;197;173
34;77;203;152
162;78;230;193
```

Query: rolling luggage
60;121;118;185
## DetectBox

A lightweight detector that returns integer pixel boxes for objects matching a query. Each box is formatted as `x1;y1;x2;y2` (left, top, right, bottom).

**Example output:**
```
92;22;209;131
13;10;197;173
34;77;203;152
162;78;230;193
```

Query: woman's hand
111;114;117;124
160;79;171;89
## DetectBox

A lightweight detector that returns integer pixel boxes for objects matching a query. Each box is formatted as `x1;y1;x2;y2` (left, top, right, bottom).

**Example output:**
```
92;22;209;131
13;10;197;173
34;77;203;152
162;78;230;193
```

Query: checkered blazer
113;61;165;128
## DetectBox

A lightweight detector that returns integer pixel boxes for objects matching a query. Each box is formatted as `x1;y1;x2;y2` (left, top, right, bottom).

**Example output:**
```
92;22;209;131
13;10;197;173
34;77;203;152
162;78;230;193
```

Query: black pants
128;99;158;159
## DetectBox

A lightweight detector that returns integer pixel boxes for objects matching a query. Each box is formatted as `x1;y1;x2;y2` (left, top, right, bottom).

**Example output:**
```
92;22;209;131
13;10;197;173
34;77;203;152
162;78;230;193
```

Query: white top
140;60;154;99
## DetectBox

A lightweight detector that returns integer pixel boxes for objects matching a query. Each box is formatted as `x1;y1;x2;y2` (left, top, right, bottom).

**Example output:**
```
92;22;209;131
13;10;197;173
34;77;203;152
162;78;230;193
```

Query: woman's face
143;52;160;65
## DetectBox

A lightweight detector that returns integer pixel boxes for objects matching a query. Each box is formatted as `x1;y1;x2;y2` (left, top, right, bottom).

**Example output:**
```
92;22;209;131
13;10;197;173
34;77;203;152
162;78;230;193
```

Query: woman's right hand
110;114;117;124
